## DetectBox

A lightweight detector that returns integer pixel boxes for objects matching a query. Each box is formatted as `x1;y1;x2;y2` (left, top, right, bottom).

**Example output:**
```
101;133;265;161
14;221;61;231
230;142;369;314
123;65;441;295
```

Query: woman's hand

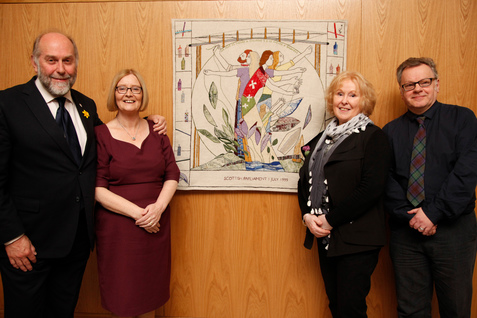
136;180;178;234
317;214;333;231
142;221;160;234
135;202;166;233
304;214;331;238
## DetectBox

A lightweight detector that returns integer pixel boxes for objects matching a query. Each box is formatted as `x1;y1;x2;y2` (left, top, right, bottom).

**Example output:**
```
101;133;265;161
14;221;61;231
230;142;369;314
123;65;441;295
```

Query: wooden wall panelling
361;0;407;127
445;0;477;109
444;0;477;312
1;1;477;318
400;0;447;106
359;1;404;315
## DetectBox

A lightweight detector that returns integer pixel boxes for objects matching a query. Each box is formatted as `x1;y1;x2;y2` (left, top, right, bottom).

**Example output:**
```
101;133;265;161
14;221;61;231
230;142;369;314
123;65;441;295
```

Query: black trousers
0;212;90;318
390;212;477;318
318;242;380;318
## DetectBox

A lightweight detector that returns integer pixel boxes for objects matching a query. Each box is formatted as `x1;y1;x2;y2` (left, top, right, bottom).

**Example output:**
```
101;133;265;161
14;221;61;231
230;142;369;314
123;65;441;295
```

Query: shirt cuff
4;234;24;246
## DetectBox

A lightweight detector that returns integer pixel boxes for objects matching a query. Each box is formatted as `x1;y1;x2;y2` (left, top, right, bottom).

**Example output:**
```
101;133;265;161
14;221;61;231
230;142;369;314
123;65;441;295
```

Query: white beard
37;65;77;97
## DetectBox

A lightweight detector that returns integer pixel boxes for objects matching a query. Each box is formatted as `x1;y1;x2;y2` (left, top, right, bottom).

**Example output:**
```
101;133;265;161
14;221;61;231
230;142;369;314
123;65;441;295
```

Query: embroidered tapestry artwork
172;19;347;192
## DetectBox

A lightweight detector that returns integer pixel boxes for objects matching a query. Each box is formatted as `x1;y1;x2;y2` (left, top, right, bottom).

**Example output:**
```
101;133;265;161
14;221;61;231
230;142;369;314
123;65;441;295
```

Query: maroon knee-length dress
94;121;180;316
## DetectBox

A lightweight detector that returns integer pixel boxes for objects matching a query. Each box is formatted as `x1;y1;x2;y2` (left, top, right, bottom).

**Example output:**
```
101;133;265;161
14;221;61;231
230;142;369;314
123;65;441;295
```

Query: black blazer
0;77;102;258
298;124;391;257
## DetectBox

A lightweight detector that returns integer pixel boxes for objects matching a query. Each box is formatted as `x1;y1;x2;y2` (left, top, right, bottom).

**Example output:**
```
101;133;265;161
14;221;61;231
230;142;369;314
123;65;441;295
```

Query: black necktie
55;97;82;165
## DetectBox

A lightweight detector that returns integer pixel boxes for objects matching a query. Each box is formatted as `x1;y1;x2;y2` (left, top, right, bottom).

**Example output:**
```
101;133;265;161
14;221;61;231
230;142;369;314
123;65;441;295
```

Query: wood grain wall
0;0;476;317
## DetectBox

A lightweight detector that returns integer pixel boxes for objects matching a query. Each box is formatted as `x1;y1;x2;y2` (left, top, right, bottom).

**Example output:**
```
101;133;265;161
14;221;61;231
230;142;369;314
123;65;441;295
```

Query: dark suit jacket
0;76;102;258
298;124;391;257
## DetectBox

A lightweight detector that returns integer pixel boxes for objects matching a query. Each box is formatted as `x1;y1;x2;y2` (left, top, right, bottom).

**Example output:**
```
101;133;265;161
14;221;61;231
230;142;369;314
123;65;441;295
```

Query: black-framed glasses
116;86;142;94
401;78;436;91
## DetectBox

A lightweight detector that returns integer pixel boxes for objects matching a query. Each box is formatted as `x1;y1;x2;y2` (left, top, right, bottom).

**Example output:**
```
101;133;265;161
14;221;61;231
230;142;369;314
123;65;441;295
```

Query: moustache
51;76;72;80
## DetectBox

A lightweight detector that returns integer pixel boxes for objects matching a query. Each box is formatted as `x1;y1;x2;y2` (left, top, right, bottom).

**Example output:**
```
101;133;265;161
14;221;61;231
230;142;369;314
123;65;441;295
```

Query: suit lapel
301;134;319;172
71;90;95;166
299;133;322;183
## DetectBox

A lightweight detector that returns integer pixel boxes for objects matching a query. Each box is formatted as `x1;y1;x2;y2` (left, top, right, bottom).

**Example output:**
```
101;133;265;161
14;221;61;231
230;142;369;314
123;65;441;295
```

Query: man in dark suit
383;57;477;317
0;31;100;318
0;31;166;318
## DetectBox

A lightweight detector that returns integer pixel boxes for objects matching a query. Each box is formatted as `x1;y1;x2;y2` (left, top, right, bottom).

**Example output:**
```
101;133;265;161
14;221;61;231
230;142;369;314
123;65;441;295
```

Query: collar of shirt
34;77;73;106
34;77;87;154
405;100;440;123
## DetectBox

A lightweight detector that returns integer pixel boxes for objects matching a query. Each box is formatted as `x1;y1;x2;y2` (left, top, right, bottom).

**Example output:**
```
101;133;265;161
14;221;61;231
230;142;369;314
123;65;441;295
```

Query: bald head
31;32;78;96
32;32;79;66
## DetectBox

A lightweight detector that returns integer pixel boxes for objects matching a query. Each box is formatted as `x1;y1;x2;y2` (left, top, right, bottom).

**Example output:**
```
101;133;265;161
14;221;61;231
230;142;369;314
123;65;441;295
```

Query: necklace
116;117;140;141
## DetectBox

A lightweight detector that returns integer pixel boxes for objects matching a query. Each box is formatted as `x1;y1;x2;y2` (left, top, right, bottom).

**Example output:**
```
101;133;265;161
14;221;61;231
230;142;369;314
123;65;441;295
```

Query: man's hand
5;235;37;272
148;115;167;135
408;207;436;236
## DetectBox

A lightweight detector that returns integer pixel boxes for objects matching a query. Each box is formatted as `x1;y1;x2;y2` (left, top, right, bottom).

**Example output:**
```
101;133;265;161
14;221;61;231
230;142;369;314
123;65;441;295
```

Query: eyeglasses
116;86;142;95
401;78;436;91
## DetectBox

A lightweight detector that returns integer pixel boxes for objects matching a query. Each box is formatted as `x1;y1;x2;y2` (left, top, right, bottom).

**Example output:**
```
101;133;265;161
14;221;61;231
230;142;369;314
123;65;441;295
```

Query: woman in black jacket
298;71;391;318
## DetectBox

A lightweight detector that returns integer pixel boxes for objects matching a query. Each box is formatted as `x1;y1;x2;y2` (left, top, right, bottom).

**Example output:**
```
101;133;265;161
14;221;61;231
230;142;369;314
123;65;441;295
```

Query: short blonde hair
106;69;149;112
325;70;376;117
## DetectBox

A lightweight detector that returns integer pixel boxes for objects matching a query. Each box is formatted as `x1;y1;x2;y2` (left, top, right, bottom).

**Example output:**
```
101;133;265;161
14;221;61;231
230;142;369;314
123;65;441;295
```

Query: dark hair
396;57;438;84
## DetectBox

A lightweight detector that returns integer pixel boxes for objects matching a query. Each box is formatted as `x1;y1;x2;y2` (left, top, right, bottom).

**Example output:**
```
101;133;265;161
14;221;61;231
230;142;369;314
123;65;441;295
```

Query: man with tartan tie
383;57;477;318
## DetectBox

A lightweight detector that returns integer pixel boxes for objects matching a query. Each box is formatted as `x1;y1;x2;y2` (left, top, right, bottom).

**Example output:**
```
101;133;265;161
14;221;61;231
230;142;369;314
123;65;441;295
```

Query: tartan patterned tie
407;116;426;206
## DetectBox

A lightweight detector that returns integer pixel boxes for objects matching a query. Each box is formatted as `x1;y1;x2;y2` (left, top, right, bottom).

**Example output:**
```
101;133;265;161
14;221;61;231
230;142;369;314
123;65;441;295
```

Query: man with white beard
0;31;165;318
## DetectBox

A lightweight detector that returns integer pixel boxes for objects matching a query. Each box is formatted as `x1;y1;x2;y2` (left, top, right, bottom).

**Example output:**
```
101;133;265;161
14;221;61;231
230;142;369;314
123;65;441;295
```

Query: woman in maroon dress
95;69;180;318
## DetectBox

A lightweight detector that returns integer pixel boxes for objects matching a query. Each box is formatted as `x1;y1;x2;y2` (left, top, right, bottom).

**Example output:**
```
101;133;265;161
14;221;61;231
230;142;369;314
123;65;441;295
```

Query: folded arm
95;187;160;233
